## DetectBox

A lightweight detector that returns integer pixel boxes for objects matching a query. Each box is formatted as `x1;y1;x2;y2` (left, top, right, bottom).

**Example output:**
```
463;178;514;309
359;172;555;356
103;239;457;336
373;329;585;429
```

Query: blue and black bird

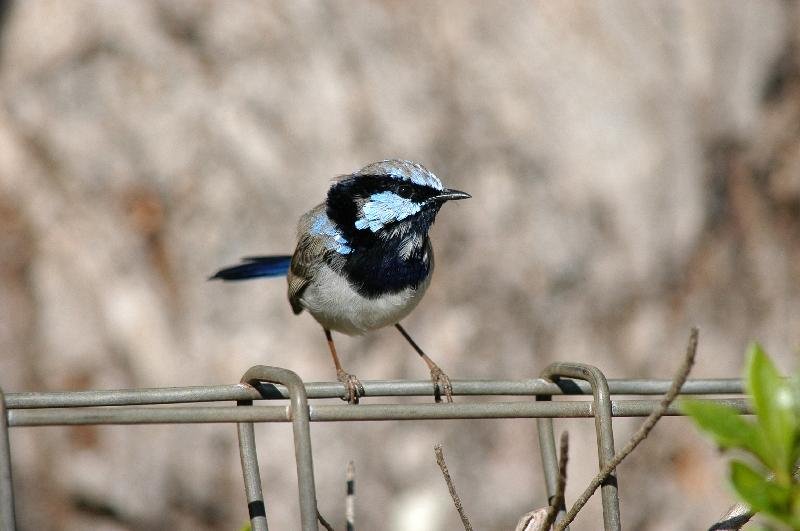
211;160;470;403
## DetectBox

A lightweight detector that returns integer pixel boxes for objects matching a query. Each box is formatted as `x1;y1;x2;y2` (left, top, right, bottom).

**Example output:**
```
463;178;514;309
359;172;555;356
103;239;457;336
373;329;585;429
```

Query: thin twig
554;327;699;531
435;444;473;531
708;501;752;530
515;509;551;531
541;432;569;530
518;431;570;531
317;509;335;531
555;432;569;509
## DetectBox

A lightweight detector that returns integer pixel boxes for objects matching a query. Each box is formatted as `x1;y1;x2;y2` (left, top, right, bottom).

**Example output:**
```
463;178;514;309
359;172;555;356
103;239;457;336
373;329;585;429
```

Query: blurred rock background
1;1;799;529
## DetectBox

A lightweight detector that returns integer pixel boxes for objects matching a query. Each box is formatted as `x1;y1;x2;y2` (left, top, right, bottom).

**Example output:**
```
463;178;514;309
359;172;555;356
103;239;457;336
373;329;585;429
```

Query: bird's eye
399;184;413;196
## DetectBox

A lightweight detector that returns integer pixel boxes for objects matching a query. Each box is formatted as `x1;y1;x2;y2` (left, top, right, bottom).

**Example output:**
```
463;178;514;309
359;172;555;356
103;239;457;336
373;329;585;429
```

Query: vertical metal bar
542;363;621;531
0;389;17;531
346;460;355;531
239;366;318;531
237;402;269;531
536;396;568;528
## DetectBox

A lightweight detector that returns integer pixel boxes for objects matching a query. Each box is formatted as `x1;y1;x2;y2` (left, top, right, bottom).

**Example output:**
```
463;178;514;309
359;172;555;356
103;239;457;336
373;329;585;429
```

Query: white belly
299;265;430;335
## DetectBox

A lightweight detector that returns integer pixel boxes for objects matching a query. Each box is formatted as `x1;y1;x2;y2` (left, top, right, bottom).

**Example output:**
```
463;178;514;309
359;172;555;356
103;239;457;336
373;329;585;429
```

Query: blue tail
209;255;292;280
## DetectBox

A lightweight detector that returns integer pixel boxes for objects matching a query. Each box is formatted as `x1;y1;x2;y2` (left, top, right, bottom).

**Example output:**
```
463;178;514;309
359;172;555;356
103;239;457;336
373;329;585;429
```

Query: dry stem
435;444;473;531
554;327;699;530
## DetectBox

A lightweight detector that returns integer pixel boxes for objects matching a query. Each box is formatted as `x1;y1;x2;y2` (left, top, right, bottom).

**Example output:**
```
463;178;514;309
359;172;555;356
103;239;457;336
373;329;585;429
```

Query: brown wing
287;204;328;314
287;236;329;314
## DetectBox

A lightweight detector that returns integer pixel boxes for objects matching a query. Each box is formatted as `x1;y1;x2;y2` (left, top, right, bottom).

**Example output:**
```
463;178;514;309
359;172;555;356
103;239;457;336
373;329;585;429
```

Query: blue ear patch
355;191;422;232
311;214;353;254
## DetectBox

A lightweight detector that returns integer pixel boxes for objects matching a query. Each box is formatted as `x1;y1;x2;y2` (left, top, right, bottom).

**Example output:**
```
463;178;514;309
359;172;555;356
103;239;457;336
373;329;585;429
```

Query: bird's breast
299;264;431;335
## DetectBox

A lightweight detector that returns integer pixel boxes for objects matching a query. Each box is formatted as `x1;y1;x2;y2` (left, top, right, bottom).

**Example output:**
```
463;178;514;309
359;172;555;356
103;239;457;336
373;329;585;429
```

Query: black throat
324;175;440;298
338;230;433;298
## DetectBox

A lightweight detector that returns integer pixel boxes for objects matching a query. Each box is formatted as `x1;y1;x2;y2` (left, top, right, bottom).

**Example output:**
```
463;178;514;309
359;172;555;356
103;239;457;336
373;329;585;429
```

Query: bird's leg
324;328;365;404
395;323;453;403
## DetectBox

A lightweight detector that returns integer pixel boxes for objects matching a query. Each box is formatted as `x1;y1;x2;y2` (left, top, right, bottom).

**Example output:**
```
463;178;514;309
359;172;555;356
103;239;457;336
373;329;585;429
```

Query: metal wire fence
0;362;750;531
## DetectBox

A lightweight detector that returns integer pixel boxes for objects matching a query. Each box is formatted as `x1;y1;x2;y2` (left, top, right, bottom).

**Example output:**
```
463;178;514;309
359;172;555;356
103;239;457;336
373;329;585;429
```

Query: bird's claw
430;366;453;403
337;369;365;404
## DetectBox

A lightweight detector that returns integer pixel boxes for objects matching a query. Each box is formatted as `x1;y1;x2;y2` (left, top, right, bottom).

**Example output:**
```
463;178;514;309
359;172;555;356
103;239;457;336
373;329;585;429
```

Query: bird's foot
337;369;365;404
429;365;453;403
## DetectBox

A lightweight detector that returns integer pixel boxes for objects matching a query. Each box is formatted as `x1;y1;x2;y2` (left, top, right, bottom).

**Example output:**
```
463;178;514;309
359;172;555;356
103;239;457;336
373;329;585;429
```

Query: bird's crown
352;159;444;191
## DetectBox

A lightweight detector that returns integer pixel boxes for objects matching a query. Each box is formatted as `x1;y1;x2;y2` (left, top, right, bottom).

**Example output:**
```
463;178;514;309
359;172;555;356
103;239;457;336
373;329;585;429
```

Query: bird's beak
433;189;471;202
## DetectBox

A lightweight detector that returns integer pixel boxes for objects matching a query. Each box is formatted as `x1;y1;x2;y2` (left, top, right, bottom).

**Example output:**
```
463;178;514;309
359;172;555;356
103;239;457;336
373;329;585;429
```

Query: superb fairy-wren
211;160;470;403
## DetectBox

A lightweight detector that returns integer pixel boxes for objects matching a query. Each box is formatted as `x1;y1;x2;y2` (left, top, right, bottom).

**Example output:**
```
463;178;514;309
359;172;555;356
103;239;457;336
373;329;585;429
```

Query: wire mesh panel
0;365;750;531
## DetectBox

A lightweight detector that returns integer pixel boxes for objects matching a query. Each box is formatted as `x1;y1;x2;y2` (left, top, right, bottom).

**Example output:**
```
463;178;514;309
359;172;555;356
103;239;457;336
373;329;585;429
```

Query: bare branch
708;502;752;530
542;432;569;529
515;432;569;531
554;327;699;531
515;508;553;531
317;510;335;531
435;444;473;531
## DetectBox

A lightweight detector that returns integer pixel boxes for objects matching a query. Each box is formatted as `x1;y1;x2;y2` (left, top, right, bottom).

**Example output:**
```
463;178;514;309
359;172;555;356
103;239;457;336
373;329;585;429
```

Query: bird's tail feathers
209;255;292;280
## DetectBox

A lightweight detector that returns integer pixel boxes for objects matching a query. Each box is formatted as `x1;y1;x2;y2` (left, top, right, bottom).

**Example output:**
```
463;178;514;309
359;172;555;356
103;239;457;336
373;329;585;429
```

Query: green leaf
681;399;768;458
746;344;798;479
792;484;800;527
791;375;800;466
729;460;791;519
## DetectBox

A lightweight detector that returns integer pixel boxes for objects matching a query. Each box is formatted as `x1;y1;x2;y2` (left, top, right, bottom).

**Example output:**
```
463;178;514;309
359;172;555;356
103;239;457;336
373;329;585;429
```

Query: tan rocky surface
1;2;799;529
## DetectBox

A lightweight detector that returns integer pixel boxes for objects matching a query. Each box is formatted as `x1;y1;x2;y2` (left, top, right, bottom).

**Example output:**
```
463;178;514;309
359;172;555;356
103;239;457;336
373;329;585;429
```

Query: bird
210;159;470;404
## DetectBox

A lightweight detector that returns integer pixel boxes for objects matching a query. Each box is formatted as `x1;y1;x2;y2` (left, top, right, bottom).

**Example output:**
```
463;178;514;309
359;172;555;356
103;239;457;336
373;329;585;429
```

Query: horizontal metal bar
6;398;750;426
4;379;744;409
5;384;259;409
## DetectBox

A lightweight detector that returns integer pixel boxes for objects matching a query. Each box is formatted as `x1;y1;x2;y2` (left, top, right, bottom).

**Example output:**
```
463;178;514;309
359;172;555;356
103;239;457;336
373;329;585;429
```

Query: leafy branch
684;344;800;530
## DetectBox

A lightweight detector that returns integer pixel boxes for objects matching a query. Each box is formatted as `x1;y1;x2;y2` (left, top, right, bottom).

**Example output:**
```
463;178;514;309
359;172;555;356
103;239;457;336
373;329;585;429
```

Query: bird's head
326;160;470;244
